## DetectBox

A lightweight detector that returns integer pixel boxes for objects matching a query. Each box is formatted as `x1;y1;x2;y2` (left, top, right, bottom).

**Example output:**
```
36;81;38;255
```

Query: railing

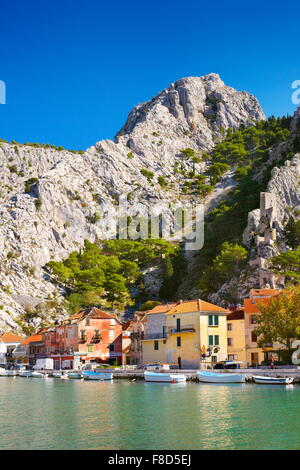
91;335;102;344
144;333;167;340
168;325;195;334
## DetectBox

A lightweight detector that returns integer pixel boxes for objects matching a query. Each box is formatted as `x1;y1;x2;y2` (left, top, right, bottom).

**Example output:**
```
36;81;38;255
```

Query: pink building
43;307;123;369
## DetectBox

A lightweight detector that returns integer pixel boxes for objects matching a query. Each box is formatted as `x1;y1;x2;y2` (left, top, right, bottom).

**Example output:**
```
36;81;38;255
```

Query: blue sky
0;0;299;150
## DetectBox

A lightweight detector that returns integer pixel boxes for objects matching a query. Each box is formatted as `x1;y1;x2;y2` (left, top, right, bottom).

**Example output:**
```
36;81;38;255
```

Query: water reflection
0;378;300;449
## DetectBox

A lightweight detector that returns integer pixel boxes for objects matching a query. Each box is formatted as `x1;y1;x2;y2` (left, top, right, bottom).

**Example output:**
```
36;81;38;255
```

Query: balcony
168;325;195;334
91;334;102;344
144;333;167;340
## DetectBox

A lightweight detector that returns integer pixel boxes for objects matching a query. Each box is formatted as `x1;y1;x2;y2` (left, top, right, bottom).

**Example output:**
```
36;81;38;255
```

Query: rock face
209;111;300;306
0;73;265;330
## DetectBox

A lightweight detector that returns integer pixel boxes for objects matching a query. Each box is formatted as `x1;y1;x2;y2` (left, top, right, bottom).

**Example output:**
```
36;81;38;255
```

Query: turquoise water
0;377;300;450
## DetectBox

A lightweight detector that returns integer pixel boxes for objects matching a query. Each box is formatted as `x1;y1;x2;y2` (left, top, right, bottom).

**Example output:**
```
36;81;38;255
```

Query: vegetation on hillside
45;239;185;312
195;116;297;294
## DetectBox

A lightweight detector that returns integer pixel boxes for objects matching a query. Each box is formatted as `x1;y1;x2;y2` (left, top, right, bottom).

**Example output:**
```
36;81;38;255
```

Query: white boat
253;375;294;385
19;370;33;377
0;369;17;376
197;371;246;383
60;374;69;380
31;371;46;378
67;372;82;379
52;371;63;378
82;371;113;381
144;371;186;383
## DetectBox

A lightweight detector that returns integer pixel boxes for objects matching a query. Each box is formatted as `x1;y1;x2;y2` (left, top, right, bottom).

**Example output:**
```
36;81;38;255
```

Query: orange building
244;288;280;365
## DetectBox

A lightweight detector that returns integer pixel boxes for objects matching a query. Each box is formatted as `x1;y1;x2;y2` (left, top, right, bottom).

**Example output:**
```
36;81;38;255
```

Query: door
178;356;181;369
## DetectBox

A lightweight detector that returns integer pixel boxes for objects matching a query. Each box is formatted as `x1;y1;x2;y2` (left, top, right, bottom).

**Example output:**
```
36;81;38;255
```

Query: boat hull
197;371;245;383
31;372;46;378
19;371;33;377
144;371;186;383
67;372;82;379
82;371;113;381
253;375;294;384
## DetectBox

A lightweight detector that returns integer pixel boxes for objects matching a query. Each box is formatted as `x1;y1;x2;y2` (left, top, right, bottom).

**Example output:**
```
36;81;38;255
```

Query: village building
43;307;124;369
0;332;24;365
122;311;146;366
244;288;281;365
142;300;229;369
226;309;247;363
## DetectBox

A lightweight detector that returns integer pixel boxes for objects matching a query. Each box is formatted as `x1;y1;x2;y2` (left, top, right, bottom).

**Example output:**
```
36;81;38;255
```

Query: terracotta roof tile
0;332;24;343
167;299;229;314
20;334;43;345
147;299;228;315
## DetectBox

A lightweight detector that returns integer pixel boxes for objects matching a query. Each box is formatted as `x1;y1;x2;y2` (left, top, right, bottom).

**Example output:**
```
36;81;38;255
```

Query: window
109;344;115;352
209;335;219;346
154;341;159;351
208;315;219;326
88;345;93;352
228;354;237;361
109;330;114;340
227;323;232;331
162;326;166;338
211;356;217;363
177;336;181;347
250;315;257;324
227;338;233;346
251;332;257;342
110;319;116;326
176;318;181;332
86;318;90;326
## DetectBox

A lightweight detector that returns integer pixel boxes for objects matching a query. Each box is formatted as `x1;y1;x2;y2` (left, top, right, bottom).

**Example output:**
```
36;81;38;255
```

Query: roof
147;299;229;315
244;297;273;314
249;288;280;298
0;332;24;343
67;307;118;322
146;303;177;314
227;309;245;321
20;334;43;346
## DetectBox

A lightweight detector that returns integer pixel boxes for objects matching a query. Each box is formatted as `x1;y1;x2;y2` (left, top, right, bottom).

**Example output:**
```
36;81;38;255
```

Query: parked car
213;361;244;370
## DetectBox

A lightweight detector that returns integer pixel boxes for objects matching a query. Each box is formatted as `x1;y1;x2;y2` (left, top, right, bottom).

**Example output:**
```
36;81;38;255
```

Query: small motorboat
197;371;246;383
144;371;186;383
19;370;33;377
60;373;69;380
82;371;113;381
67;372;82;379
253;375;294;385
31;371;46;378
0;369;17;377
52;371;63;378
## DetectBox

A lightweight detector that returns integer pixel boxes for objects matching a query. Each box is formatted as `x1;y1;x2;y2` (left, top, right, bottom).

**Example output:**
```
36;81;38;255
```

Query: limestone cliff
0;73;264;329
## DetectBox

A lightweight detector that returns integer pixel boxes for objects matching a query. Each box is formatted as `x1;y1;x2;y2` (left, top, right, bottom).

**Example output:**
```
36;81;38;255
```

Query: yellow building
226;309;247;363
142;299;229;369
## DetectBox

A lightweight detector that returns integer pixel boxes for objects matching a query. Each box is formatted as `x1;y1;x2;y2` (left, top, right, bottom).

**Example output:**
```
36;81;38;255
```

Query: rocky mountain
0;73;267;330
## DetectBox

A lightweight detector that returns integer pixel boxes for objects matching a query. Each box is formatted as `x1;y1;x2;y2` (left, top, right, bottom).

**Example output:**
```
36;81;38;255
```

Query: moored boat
144;371;186;383
197;371;246;383
31;371;46;378
52;371;63;378
19;370;33;377
67;372;82;379
253;375;294;385
82;371;113;381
